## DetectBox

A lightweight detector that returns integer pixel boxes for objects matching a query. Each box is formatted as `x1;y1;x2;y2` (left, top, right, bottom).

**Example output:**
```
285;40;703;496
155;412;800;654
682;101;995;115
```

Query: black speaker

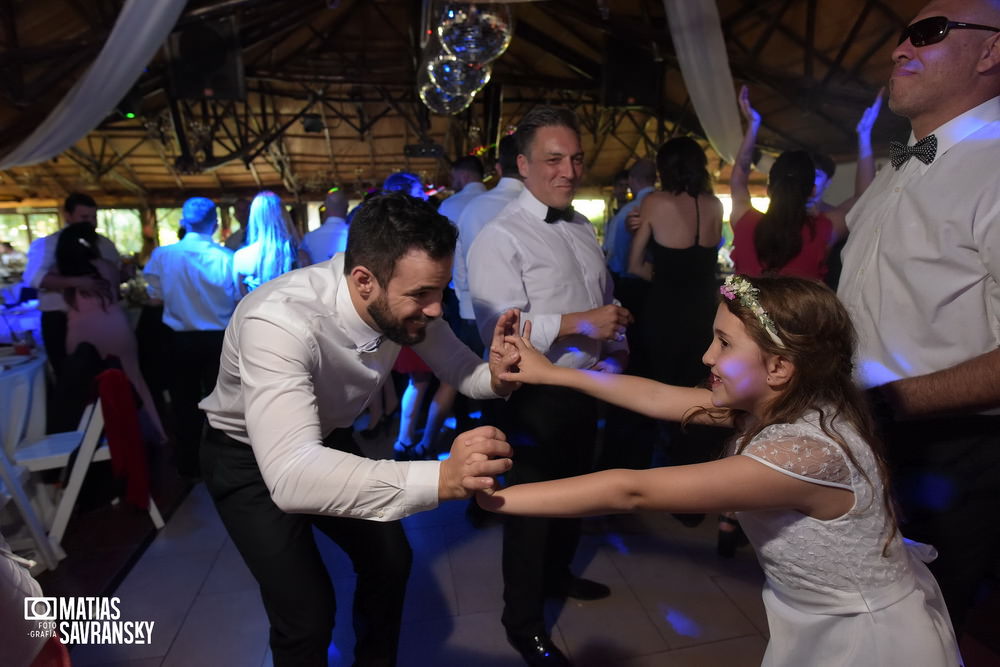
167;17;246;100
602;41;662;108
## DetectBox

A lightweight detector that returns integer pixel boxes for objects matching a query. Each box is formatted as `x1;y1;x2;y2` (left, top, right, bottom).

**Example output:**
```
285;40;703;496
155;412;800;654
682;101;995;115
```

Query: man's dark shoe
545;576;610;601
507;632;571;666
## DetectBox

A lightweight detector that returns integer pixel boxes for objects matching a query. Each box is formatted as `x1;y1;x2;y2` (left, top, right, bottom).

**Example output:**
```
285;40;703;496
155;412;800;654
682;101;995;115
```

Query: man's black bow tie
544;205;575;224
889;134;937;170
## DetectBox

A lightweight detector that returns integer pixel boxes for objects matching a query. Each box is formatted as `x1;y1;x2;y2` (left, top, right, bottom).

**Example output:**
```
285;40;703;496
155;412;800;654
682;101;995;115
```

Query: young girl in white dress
479;275;961;667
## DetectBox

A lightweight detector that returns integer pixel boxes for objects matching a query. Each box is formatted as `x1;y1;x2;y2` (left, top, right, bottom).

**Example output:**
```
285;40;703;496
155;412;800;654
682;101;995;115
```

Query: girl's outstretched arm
478;455;854;520
499;323;728;426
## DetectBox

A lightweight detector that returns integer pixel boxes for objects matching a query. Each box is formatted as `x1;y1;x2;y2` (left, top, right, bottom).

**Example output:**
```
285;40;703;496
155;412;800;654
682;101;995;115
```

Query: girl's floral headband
720;275;785;348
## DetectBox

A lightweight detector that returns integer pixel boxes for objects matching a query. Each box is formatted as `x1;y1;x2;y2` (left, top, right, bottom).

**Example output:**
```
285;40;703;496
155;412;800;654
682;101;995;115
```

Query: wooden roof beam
515;21;600;80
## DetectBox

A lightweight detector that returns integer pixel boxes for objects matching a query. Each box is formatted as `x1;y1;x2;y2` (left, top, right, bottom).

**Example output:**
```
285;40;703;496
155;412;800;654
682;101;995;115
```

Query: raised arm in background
730;85;760;227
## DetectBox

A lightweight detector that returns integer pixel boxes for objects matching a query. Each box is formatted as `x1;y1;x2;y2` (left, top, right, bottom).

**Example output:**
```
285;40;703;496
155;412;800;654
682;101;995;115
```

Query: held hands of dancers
496;320;563;386
438;425;513;500
488;308;525;396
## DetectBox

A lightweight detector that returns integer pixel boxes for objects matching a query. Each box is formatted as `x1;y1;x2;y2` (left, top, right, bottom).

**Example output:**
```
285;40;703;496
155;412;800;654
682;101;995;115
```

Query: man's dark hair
63;193;97;214
810;152;836;179
55;222;103;308
344;192;458;286
515;107;580;157
497;134;519;175
452;155;484;180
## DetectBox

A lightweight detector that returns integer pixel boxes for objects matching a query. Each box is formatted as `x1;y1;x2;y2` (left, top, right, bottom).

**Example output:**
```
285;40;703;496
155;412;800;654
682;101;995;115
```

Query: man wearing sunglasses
838;0;1000;637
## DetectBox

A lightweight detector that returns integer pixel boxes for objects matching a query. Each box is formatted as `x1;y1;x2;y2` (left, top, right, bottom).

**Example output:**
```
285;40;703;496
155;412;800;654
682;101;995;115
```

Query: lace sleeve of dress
740;424;853;490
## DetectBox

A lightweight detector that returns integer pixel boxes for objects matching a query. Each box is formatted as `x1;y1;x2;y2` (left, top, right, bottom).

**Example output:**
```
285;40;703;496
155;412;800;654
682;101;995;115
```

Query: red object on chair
95;369;150;510
30;636;71;667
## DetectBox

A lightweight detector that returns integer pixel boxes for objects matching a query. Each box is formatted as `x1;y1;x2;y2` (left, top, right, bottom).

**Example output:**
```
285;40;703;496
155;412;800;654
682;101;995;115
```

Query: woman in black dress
628;137;732;538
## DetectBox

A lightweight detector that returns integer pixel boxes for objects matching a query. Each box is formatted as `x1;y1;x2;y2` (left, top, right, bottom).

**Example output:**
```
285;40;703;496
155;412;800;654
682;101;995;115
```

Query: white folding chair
13;397;164;552
0;360;63;568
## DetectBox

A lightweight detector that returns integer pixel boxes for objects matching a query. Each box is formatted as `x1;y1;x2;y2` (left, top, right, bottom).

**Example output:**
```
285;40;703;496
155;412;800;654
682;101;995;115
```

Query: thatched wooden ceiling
0;0;927;208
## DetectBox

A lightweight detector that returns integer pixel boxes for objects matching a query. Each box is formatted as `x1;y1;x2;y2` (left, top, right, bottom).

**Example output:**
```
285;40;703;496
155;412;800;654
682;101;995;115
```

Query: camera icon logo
24;597;57;621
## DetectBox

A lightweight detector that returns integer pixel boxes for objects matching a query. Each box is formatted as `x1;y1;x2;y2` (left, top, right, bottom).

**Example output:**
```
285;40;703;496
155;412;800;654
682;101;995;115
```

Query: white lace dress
736;414;962;667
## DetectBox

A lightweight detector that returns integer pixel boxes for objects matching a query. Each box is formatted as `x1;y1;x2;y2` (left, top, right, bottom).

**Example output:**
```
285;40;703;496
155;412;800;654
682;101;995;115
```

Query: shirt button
375;510;384;518
894;187;900;193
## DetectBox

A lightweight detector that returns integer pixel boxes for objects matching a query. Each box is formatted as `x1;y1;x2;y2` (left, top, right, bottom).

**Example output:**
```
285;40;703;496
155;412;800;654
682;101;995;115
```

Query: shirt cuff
525;313;561;353
403;460;441;514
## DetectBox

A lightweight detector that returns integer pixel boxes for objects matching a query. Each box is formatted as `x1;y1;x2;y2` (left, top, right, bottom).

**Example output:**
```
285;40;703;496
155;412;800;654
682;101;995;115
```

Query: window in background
97;209;143;254
306;202;322;231
155;208;183;247
27;212;61;240
0;214;31;251
571;198;608;242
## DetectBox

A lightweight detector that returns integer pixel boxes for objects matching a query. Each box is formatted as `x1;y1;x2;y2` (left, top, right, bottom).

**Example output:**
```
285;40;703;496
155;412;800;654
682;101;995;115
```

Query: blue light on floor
605;531;630;555
901;473;956;512
469;410;482;420
659;606;703;638
327;641;341;662
437;452;450;461
444;416;457;430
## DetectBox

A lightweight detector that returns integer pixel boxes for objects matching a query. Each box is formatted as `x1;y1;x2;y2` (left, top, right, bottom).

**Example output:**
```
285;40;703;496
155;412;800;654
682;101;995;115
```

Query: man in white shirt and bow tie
199;192;519;667
469;107;632;666
837;0;1000;635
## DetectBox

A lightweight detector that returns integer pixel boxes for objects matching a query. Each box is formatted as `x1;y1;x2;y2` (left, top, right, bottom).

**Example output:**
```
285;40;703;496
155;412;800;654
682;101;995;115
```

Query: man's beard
367;294;433;345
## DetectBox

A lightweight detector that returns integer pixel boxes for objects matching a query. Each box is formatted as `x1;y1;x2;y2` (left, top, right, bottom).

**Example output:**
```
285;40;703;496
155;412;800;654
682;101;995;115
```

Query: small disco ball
437;3;513;64
419;83;473;115
427;54;491;96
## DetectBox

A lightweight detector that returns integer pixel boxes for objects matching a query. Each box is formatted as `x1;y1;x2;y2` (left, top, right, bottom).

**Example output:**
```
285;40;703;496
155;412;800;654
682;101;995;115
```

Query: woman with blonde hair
233;191;308;295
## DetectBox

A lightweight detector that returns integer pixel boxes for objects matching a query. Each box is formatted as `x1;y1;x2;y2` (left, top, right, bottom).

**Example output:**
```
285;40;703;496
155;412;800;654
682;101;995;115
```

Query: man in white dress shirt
837;0;1000;634
198;192;518;667
302;188;350;264
143;197;239;477
454;134;524;355
468;107;633;666
436;155;487;225
23;193;121;376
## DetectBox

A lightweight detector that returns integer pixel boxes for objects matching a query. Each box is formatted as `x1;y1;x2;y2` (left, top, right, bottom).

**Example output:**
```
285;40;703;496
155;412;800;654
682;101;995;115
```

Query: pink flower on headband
719;275;785;348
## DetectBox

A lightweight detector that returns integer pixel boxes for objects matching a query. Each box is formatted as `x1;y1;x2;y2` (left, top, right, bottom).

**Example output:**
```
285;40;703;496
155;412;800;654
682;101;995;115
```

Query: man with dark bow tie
837;0;1000;636
468;106;632;666
199;192;519;667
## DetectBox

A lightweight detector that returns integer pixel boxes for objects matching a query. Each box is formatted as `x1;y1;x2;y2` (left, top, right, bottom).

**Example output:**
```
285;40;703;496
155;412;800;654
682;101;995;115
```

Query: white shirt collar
493;177;524;193
517;186;561;222
460;181;487;195
333;262;383;352
913;95;1000;157
180;231;216;244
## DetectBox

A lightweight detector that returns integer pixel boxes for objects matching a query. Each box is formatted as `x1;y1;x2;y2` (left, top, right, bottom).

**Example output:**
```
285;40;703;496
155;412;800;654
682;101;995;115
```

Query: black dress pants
41;310;68;377
201;428;412;667
882;415;1000;635
169;329;225;475
490;384;598;636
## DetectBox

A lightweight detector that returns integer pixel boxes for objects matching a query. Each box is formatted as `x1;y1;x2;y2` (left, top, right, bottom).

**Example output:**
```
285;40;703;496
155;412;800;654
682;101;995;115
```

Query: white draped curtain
662;0;743;164
0;0;188;170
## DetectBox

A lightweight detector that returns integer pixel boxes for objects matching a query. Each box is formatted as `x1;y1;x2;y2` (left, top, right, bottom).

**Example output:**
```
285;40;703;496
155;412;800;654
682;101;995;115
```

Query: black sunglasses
898;15;1000;47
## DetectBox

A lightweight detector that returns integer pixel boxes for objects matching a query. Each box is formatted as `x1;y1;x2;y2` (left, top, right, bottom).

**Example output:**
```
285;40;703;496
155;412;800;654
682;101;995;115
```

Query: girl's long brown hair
692;276;899;555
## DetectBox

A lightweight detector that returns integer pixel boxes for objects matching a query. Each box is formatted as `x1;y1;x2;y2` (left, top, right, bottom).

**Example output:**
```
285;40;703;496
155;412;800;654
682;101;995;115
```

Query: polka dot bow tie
888;134;937;170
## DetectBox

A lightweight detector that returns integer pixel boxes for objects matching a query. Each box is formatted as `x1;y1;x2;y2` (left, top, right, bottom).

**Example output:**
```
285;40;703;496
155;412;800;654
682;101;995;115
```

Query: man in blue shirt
144;197;240;477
